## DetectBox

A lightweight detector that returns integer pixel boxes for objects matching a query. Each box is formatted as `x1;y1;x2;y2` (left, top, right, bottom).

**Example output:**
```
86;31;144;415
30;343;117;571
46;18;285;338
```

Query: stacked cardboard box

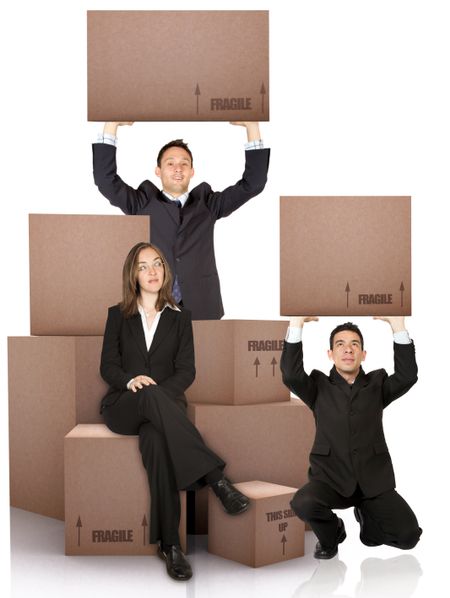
187;320;291;405
65;425;186;555
8;336;105;519
208;481;304;567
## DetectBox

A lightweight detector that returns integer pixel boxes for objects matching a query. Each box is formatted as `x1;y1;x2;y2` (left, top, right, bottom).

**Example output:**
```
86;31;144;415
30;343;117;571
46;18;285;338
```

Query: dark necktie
172;199;183;303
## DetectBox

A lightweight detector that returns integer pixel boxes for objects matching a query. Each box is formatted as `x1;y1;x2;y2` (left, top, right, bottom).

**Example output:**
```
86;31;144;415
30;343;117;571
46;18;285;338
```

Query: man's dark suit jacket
93;143;270;320
100;304;195;413
281;341;418;498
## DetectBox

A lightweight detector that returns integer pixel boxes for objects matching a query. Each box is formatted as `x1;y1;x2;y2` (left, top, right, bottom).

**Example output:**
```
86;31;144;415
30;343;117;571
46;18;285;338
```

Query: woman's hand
129;375;157;393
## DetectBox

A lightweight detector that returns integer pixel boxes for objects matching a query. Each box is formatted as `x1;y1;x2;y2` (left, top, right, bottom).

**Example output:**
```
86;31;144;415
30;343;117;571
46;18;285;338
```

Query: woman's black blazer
99;304;195;412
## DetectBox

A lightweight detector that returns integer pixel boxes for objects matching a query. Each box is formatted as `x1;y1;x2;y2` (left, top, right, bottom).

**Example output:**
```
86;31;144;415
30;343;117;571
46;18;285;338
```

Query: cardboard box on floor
87;10;269;121
208;481;304;567
187;320;290;405
29;214;150;335
280;196;411;315
8;336;106;520
187;400;315;533
65;424;186;555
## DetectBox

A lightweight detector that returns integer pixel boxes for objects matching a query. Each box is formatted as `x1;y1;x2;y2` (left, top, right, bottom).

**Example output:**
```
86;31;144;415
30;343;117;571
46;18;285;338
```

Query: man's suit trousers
102;385;225;546
291;480;422;550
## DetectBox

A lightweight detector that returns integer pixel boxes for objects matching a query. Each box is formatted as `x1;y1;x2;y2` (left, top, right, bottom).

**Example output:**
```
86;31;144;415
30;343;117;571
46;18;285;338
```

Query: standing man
93;122;269;320
281;316;422;559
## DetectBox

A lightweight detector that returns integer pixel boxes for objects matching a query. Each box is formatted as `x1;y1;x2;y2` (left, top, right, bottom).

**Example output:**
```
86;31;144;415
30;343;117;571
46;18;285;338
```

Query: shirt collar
137;302;180;316
329;365;366;386
162;190;190;207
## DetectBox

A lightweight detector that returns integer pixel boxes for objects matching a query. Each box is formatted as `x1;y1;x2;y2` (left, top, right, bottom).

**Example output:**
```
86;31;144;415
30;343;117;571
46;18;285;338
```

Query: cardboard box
30;214;150;335
65;424;186;555
8;336;106;520
187;400;315;532
280;196;411;315
87;11;269;121
208;480;304;567
187;320;290;405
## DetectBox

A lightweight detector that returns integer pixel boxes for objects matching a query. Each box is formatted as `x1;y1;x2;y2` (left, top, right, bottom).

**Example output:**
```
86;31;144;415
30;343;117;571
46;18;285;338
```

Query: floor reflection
292;557;350;597
355;555;422;598
291;554;422;598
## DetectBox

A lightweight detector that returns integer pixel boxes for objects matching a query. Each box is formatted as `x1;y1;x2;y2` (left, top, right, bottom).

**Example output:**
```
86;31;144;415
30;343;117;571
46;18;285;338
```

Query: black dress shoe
157;544;192;581
354;507;381;547
210;477;250;515
314;518;347;559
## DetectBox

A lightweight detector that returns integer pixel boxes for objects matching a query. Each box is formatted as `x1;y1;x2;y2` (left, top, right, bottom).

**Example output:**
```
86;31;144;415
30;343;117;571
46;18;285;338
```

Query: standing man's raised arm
93;121;152;215
230;121;261;143
206;121;270;219
100;121;134;143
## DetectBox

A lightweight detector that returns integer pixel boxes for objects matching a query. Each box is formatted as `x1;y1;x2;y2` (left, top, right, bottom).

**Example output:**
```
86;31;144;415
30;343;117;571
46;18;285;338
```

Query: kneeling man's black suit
281;340;422;550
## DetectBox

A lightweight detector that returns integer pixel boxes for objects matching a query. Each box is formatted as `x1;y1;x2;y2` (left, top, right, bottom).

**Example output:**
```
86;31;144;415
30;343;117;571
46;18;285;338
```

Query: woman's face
136;247;165;295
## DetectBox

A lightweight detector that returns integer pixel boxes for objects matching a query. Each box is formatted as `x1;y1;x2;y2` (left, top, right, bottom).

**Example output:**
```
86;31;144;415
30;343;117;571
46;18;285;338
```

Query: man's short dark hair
329;322;364;350
157;139;193;167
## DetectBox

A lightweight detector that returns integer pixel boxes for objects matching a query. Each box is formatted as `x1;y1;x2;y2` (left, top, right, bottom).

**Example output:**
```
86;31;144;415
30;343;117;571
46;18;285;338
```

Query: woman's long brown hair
119;242;177;318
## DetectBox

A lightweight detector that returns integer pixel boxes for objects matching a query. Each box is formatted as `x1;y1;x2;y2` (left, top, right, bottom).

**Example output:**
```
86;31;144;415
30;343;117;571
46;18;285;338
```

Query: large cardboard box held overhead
87;11;269;121
8;336;106;520
187;400;315;533
30;214;150;335
187;320;290;405
65;425;187;555
280;196;411;316
208;481;304;567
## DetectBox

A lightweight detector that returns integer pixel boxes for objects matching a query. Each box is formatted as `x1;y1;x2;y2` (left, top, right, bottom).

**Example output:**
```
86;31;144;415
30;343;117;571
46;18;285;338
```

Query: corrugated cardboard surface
187;320;290;405
65;424;186;555
29;214;150;335
74;336;107;423
87;11;269;121
188;400;315;533
9;337;76;520
280;196;411;315
8;336;106;520
208;481;304;567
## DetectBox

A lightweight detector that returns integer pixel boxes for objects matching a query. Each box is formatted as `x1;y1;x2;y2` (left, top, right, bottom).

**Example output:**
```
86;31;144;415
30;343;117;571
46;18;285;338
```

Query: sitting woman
100;242;249;581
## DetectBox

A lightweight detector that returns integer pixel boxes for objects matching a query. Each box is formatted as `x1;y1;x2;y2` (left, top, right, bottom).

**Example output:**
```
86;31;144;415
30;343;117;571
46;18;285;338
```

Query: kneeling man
281;316;422;559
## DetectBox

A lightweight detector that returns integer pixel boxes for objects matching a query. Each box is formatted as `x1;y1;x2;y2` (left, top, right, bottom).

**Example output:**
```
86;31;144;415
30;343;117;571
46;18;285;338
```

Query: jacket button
350;410;355;416
352;448;357;454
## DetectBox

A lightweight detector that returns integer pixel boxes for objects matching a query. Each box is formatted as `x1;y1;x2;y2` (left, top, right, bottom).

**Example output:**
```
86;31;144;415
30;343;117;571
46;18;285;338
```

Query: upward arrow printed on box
76;516;82;547
253;357;260;377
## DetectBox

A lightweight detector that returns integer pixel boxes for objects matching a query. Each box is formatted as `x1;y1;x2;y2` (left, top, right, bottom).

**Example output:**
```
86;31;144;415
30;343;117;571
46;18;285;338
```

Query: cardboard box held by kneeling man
65;425;186;555
208;480;304;567
187;320;290;405
280;196;411;316
8;336;106;520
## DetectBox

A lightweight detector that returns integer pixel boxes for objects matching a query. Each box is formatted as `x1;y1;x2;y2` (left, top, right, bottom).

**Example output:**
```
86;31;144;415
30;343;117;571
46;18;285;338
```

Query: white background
1;0;449;596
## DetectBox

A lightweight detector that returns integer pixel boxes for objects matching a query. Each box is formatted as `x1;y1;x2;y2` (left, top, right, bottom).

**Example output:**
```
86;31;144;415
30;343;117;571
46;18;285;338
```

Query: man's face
155;147;194;197
328;330;366;377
